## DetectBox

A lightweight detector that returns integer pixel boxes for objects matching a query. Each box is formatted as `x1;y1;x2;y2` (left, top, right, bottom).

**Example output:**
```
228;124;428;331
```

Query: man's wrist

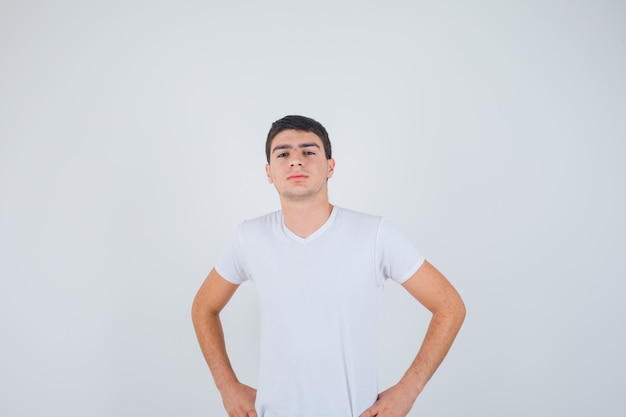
214;373;241;393
397;372;425;401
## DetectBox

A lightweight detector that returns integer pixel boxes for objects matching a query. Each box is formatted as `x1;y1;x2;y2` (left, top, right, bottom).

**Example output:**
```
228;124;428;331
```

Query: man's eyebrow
272;142;321;153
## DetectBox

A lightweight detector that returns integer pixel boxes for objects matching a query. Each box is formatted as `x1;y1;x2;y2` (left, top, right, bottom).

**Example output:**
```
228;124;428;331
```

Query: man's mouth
288;174;308;180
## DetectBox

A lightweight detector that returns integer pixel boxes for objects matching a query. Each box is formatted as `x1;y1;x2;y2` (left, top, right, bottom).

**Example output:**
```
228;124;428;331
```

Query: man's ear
327;158;335;179
265;164;273;184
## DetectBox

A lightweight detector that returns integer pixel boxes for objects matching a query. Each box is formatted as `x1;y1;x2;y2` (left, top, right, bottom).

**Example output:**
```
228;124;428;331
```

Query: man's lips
287;174;308;180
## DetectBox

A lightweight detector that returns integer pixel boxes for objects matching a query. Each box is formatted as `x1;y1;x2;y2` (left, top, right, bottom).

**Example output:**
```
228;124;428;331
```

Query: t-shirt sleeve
376;217;425;285
214;224;249;285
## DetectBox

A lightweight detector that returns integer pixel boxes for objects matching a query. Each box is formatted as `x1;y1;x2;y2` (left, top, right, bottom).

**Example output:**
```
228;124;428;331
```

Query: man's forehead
271;130;323;150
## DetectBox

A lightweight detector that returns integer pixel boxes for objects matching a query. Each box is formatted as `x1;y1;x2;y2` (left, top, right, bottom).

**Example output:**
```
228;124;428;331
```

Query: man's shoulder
335;206;381;221
246;209;282;223
334;206;383;229
238;210;282;233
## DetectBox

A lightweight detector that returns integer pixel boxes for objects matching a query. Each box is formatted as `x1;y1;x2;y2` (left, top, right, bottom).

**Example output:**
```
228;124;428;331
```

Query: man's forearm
192;307;239;391
398;303;465;398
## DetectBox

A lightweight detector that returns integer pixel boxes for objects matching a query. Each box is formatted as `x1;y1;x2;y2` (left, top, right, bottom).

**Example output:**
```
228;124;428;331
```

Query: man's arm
360;260;466;417
191;268;258;417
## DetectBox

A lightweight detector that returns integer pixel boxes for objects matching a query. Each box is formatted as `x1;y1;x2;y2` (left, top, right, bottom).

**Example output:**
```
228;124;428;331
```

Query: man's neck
280;198;334;238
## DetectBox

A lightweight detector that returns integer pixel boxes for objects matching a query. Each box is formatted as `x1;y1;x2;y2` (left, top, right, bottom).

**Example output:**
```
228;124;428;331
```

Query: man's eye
304;151;315;155
277;152;288;158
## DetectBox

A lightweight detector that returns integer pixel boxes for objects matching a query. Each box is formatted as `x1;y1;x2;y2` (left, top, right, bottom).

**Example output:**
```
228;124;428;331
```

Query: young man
192;115;466;417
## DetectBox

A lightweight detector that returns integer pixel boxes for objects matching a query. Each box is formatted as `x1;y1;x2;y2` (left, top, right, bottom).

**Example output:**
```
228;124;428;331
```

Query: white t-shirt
216;206;425;417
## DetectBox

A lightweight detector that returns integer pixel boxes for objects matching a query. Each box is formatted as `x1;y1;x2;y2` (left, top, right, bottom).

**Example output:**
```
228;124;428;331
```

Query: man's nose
290;156;303;166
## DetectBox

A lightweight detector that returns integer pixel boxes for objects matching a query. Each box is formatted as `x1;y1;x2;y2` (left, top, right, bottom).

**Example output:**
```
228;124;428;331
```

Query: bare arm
191;268;258;417
360;260;466;417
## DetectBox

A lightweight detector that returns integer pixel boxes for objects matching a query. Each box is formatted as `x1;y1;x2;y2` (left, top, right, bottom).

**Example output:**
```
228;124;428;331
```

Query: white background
1;1;624;416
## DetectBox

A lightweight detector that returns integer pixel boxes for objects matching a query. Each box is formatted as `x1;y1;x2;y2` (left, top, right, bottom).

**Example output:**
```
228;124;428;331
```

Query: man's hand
358;382;417;417
220;381;258;417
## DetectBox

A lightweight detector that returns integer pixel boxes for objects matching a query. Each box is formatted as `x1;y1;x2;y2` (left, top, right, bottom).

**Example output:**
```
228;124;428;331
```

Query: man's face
265;129;335;202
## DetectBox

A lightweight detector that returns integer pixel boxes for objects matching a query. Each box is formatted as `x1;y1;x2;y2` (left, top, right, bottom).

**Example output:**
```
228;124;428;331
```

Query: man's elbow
455;296;466;327
191;292;222;326
435;291;465;329
448;293;466;329
191;294;203;325
191;291;212;325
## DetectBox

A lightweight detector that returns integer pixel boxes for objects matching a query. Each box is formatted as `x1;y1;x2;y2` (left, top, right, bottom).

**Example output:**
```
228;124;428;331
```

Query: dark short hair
265;115;332;162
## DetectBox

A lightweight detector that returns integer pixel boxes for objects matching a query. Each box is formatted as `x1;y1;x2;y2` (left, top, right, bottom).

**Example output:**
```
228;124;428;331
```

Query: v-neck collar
281;206;338;243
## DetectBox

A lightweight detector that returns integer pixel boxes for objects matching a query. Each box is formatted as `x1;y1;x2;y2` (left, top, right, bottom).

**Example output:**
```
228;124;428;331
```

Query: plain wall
1;1;624;416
